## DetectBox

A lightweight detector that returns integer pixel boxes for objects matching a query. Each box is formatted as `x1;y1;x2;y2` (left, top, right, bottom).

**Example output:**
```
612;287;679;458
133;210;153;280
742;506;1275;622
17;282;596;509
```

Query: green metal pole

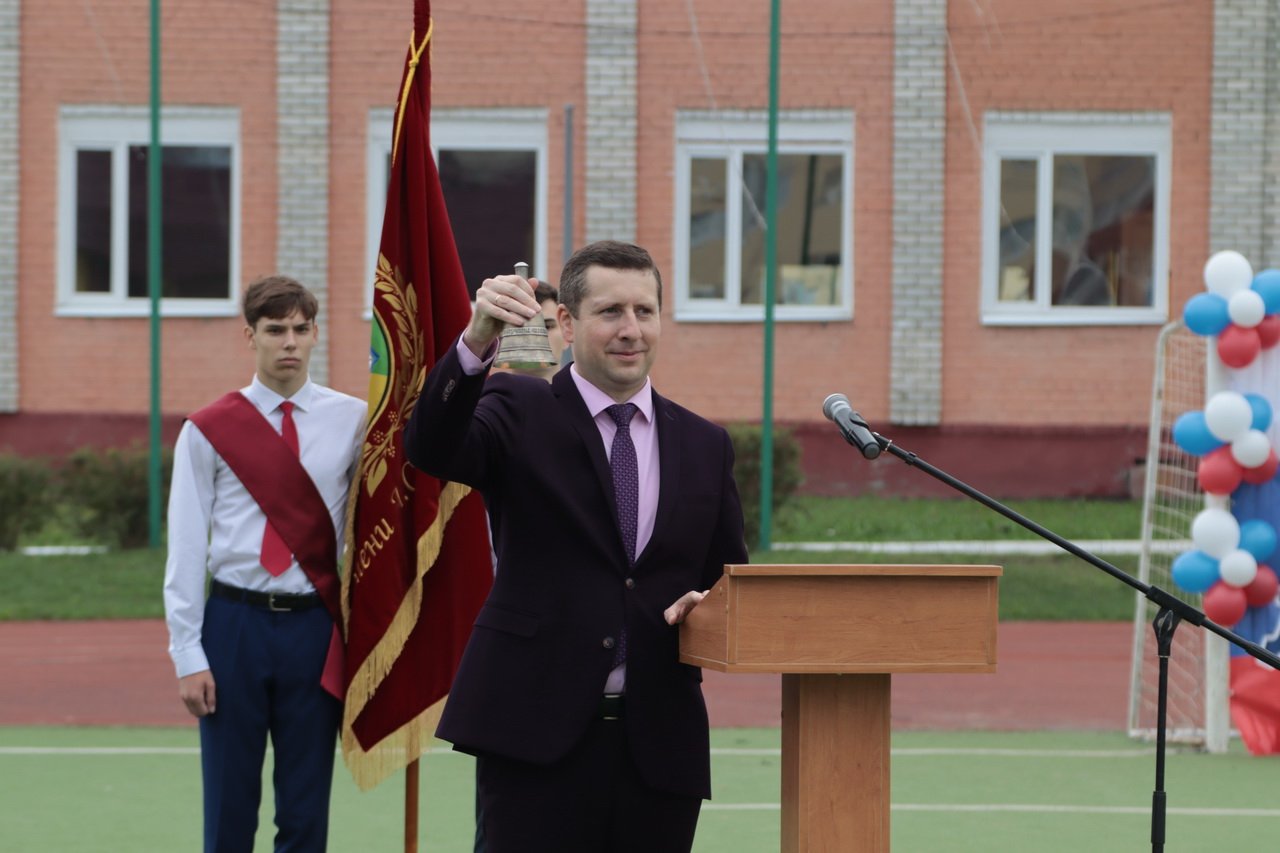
147;0;162;548
758;0;780;552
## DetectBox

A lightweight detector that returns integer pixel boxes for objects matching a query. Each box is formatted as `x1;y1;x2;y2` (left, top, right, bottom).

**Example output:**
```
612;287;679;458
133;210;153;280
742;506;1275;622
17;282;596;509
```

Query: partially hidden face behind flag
340;1;493;791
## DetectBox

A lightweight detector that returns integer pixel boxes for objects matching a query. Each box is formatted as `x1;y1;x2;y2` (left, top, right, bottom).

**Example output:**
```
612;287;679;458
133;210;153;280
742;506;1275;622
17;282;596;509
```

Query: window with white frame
366;108;547;306
57;107;240;317
674;111;853;322
981;115;1171;325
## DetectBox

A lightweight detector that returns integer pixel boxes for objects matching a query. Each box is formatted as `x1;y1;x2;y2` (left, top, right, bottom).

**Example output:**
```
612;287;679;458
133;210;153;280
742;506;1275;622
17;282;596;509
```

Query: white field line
890;804;1280;817
710;747;1155;758
8;746;1276;817
772;539;1190;556
1;746;1151;759
705;803;1280;817
19;545;109;556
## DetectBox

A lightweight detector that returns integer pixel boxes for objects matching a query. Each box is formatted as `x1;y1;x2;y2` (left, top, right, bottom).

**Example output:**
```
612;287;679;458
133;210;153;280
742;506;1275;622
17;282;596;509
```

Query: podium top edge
723;564;1003;577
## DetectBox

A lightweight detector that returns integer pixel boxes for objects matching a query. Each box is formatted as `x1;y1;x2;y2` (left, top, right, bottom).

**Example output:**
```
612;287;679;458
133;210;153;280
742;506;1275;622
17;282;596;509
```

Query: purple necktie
607;403;638;667
607;403;639;564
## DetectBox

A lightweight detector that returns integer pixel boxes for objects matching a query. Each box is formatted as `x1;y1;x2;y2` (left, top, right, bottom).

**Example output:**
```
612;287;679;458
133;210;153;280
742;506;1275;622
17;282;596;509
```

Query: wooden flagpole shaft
405;759;420;852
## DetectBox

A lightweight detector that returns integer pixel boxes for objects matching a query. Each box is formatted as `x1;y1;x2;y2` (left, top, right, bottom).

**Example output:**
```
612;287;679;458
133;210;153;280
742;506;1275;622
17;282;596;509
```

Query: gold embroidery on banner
360;253;425;502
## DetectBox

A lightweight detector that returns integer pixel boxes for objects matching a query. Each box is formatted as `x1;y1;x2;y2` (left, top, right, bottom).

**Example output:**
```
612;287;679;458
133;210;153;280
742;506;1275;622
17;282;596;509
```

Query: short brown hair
533;280;559;305
558;241;662;317
242;275;319;327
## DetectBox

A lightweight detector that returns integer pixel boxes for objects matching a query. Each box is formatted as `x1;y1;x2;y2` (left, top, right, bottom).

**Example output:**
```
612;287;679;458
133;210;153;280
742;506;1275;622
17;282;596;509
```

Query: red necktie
259;401;298;576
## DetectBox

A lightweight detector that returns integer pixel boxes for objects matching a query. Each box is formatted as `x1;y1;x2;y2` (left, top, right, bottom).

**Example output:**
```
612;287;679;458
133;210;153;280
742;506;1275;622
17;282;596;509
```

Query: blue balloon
1252;269;1280;314
1172;411;1224;456
1246;393;1273;432
1239;519;1278;562
1172;550;1220;594
1183;292;1231;336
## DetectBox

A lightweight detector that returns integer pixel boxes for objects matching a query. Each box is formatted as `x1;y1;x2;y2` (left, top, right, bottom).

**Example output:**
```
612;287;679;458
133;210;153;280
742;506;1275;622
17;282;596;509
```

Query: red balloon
1218;324;1262;368
1244;565;1280;608
1204;582;1249;626
1242;450;1280;485
1257;315;1280;349
1198;446;1244;495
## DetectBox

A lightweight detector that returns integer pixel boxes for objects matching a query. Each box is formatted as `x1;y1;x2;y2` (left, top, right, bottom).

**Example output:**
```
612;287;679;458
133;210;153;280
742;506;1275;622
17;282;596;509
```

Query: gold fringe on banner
340;477;472;791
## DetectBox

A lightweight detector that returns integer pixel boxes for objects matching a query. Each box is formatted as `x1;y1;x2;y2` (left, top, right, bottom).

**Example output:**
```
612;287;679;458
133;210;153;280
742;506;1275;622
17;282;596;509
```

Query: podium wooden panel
680;564;1001;852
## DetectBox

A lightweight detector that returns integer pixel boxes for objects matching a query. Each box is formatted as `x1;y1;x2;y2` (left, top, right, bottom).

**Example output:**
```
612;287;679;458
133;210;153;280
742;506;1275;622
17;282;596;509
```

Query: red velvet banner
340;0;493;790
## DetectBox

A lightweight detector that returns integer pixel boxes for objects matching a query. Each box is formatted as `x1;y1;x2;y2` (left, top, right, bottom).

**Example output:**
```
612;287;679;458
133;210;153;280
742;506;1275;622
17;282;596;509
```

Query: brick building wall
0;0;18;413
636;0;896;429
277;0;331;385
5;0;1277;499
17;0;280;415
325;0;586;394
942;0;1214;428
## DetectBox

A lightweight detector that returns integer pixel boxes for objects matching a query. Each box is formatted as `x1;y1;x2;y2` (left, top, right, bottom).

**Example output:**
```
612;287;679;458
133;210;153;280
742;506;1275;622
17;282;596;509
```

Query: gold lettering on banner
356;518;396;577
399;462;419;493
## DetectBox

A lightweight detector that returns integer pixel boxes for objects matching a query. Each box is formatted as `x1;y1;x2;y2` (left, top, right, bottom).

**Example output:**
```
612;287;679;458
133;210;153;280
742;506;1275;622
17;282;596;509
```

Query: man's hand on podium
664;589;709;625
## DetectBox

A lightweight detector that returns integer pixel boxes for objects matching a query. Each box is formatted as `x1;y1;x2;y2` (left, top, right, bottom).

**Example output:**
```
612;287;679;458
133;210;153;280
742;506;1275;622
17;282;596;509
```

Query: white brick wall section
890;0;946;425
277;0;331;384
585;0;637;244
1261;2;1280;268
1210;0;1272;263
0;0;18;412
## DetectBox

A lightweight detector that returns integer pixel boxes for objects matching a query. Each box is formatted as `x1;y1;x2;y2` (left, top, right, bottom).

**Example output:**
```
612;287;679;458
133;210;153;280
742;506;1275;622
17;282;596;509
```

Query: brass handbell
496;261;557;369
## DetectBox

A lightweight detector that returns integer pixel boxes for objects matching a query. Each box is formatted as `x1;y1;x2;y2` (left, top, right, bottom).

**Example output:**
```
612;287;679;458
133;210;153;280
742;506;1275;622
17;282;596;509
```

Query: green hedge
60;445;173;549
7;428;800;552
727;424;803;550
0;446;172;550
0;455;55;551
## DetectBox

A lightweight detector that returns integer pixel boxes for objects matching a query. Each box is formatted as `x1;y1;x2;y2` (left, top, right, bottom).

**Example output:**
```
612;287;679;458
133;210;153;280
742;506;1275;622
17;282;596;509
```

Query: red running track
0;620;1133;730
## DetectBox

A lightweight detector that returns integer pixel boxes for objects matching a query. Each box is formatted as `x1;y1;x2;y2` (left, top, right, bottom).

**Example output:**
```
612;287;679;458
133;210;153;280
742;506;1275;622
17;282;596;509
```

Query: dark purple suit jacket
404;345;748;799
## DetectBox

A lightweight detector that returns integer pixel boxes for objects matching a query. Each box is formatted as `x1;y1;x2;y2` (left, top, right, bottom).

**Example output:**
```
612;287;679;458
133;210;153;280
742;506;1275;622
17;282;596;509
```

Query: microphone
822;394;882;460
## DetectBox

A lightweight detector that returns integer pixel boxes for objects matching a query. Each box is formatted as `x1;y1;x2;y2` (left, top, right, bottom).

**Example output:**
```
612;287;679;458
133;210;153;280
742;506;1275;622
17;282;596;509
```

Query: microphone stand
845;426;1280;853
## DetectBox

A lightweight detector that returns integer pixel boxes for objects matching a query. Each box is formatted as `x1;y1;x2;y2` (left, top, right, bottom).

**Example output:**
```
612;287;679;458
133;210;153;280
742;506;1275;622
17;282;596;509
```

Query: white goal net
1128;321;1230;749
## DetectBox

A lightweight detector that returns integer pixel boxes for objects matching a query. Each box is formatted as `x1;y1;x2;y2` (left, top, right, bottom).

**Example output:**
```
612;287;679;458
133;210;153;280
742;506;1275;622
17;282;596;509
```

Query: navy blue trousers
199;595;341;853
475;716;701;853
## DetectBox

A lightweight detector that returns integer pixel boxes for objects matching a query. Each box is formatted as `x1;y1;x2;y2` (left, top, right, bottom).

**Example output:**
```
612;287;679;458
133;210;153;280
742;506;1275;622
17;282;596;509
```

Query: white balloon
1204;250;1255;297
1232;429;1273;468
1204;391;1254;442
1192;508;1240;559
1220;548;1259;588
1228;289;1267;328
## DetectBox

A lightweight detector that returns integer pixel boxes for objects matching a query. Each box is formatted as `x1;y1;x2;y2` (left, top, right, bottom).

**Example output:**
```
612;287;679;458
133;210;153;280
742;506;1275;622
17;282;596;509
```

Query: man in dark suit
405;240;748;853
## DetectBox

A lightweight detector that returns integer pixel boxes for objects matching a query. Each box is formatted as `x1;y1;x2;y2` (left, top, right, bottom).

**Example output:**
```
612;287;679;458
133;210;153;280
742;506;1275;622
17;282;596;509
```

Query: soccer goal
1128;321;1231;750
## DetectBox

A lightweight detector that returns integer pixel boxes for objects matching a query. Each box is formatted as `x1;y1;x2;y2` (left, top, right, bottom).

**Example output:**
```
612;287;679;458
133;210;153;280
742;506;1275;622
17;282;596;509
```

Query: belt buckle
267;592;289;612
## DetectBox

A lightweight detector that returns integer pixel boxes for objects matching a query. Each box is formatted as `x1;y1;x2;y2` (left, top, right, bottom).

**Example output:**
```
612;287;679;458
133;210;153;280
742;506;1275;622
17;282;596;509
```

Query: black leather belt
598;693;624;721
211;579;322;612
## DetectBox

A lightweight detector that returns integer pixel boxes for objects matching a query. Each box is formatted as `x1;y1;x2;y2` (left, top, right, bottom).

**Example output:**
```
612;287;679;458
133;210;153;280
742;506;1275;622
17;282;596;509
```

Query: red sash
188;391;345;699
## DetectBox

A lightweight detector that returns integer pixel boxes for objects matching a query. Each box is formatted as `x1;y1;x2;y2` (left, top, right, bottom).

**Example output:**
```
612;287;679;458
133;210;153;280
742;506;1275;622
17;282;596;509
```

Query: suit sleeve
404;342;520;490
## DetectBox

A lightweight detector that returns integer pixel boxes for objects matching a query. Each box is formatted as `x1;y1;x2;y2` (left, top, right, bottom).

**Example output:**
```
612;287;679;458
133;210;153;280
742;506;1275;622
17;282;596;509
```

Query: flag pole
404;758;419;852
759;0;781;550
147;0;163;548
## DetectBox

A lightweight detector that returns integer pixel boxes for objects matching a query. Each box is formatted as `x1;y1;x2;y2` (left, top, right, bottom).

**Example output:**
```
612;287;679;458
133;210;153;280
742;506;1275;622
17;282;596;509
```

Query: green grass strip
1;727;1274;852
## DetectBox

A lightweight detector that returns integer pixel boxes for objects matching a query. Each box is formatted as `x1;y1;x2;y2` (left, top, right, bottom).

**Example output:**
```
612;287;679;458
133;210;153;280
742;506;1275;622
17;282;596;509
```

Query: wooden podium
680;564;1001;852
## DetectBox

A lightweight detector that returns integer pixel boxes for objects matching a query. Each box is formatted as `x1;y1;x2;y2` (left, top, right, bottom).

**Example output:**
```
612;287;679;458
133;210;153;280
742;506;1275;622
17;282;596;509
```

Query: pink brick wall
14;0;1218;444
19;0;279;415
942;0;1214;427
327;0;586;396
637;0;897;428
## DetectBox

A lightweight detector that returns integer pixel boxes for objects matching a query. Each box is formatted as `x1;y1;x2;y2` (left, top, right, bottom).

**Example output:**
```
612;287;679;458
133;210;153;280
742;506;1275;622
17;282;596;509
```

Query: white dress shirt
163;376;366;678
